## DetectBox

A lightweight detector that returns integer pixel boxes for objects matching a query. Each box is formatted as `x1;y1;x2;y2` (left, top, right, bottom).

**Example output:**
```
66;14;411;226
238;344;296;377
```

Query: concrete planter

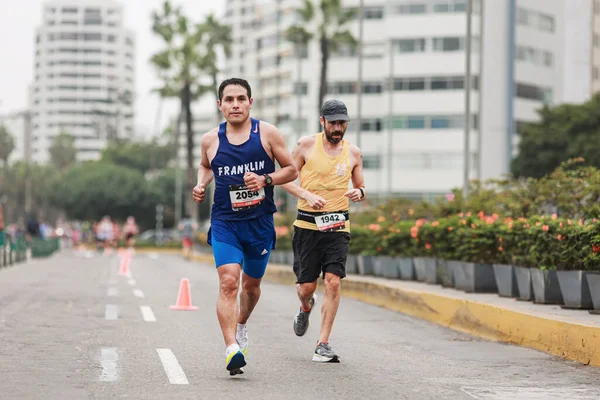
514;266;533;301
345;254;358;275
556;270;593;310
438;259;454;287
451;261;497;293
413;257;439;283
270;250;283;263
396;257;414;280
376;256;399;279
357;255;375;276
531;269;563;305
586;272;600;314
493;264;518;298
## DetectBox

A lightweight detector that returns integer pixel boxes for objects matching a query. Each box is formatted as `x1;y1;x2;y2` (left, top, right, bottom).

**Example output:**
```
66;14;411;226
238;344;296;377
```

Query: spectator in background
123;216;139;251
178;214;198;260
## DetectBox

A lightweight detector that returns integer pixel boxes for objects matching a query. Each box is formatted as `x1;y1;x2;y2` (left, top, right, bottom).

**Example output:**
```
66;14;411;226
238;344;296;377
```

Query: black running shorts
292;226;350;284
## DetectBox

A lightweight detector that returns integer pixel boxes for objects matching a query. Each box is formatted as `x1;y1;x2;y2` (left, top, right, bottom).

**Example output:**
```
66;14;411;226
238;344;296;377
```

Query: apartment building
31;0;135;163
221;0;593;198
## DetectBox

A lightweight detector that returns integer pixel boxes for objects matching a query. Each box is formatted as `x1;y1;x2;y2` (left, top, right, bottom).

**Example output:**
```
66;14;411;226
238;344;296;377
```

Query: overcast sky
0;0;225;139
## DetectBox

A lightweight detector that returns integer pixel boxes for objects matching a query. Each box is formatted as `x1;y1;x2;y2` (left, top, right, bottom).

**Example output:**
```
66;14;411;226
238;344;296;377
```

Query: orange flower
498;246;503;252
536;221;541;226
416;218;425;228
498;237;503;243
579;219;583;226
408;208;414;216
543;225;549;232
369;224;381;232
471;224;476;229
557;234;563;241
448;227;454;232
425;243;432;250
377;216;386;223
551;213;557;220
410;226;419;238
559;222;563;228
377;245;383;252
432;221;439;227
568;219;572;225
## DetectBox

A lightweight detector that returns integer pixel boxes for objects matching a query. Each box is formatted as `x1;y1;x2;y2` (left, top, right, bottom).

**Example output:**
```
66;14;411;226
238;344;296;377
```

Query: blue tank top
210;118;277;221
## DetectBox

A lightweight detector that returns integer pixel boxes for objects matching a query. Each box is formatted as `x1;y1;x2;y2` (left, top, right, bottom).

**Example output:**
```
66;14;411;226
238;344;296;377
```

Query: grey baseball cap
321;100;350;121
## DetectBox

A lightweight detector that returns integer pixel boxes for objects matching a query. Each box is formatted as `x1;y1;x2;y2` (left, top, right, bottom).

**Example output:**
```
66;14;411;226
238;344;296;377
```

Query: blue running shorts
207;214;276;279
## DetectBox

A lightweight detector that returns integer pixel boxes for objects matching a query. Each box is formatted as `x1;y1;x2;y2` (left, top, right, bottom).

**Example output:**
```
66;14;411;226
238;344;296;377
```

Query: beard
324;128;345;145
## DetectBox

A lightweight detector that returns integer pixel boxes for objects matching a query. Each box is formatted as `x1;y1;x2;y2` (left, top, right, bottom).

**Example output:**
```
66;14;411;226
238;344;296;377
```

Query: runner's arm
266;124;298;185
345;145;366;202
196;133;214;188
282;139;307;198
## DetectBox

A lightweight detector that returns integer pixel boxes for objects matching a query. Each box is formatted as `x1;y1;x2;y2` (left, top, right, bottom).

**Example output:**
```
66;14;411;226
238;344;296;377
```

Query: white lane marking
105;305;118;320
156;349;189;385
140;306;156;322
99;348;119;382
107;287;118;297
133;289;145;298
127;279;136;286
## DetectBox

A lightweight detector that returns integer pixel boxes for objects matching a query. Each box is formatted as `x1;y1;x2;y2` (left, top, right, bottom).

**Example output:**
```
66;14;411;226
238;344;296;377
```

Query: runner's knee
219;273;239;297
324;273;341;293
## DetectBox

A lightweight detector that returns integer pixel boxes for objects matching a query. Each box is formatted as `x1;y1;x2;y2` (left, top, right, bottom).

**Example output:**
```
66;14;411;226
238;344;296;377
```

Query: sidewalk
186;249;600;368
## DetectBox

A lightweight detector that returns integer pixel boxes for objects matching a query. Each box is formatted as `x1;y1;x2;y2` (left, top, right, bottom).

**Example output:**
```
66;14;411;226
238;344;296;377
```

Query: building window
62;7;78;13
432;37;463;52
538;14;554;33
363;82;383;94
364;7;384;19
407;116;426;129
362;155;381;169
360;118;383;132
84;33;102;41
394;38;426;53
516;82;552;103
395;4;427;15
516;8;531;26
594;67;599;81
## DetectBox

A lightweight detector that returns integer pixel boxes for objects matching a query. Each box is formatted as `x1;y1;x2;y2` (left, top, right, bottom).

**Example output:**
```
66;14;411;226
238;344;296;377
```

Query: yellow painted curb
262;265;600;368
152;248;600;368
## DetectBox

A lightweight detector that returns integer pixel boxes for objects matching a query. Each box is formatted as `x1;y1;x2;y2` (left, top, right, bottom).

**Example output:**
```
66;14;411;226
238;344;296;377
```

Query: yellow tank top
294;132;352;232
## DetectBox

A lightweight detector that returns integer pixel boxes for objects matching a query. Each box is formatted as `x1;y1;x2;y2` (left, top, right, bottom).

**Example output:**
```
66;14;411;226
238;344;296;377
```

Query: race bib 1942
229;184;265;211
315;212;346;231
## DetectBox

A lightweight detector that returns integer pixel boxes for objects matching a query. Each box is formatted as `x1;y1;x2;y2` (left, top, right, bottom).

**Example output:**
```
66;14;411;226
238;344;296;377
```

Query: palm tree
286;0;356;119
151;1;212;219
199;14;232;124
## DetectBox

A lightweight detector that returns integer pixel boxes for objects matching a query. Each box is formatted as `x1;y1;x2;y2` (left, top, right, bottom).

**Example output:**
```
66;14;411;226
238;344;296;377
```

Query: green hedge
275;214;600;271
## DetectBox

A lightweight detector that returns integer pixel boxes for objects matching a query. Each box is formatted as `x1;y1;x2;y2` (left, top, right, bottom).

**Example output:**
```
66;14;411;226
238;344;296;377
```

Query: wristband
359;188;364;199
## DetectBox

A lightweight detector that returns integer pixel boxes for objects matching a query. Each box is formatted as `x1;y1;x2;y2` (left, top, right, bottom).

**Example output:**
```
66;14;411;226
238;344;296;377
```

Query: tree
47;162;161;228
286;0;356;117
511;93;600;178
101;139;175;173
0;125;15;168
151;1;212;219
49;131;77;170
199;14;232;122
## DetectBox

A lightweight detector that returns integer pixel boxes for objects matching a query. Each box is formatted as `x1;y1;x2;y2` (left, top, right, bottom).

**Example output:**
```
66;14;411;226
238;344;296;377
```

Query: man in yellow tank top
283;100;366;363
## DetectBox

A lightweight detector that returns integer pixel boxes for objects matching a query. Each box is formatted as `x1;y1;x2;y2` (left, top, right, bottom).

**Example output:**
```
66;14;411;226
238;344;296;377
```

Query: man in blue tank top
192;78;298;375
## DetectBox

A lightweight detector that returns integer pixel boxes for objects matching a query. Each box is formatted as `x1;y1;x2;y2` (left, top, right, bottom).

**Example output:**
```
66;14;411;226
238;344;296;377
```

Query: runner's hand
303;192;327;210
193;184;206;204
244;172;265;192
344;189;364;202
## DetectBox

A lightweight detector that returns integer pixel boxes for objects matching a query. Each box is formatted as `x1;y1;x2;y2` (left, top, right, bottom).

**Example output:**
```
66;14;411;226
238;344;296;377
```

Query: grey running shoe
293;294;317;337
312;342;340;363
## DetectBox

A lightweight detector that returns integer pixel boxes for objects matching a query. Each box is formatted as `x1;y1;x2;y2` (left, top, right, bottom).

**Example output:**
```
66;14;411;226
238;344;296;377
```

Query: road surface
0;251;599;400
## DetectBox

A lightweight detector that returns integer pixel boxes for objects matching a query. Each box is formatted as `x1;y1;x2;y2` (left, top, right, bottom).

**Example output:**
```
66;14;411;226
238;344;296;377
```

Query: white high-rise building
31;0;135;164
222;0;596;199
593;0;600;94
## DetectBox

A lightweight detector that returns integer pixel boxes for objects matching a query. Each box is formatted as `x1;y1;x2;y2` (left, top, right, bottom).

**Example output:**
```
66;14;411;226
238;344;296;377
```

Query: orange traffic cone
170;278;198;311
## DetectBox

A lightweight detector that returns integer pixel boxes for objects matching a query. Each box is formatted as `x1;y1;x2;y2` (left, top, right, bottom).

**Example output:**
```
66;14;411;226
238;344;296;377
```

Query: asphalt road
1;250;599;400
